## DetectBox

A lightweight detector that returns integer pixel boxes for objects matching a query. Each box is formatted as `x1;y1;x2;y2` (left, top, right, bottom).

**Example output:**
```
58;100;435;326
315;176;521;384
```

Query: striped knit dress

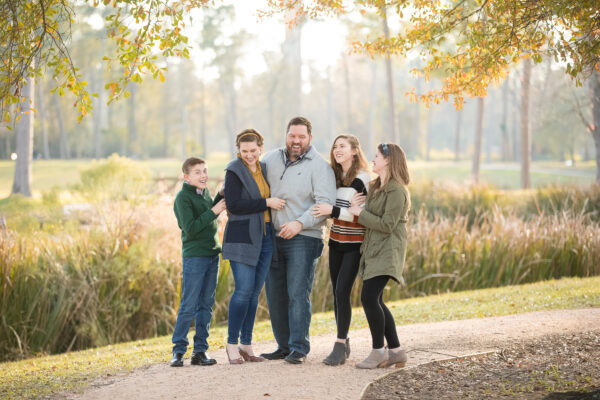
328;171;370;250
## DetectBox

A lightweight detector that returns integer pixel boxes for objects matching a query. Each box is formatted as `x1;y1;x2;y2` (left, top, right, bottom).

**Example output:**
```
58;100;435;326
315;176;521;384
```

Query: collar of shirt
283;145;312;168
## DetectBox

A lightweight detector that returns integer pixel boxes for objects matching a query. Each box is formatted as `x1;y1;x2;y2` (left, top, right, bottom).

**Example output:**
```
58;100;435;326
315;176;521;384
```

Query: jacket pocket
365;233;389;258
225;219;252;244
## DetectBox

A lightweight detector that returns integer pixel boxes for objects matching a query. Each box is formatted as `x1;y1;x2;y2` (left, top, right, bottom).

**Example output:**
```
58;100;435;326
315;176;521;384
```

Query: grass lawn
0;159;596;198
0;276;598;400
0;156;232;198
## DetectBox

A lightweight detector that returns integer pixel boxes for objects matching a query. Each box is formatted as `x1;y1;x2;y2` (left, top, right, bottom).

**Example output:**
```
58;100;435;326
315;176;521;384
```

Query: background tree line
1;1;599;194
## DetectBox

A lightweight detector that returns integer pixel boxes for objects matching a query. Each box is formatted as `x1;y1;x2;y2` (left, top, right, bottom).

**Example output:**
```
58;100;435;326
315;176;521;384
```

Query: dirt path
74;308;600;400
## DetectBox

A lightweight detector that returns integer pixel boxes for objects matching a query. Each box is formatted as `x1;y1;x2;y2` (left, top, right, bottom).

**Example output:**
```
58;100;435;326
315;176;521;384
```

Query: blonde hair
369;143;411;208
329;134;369;187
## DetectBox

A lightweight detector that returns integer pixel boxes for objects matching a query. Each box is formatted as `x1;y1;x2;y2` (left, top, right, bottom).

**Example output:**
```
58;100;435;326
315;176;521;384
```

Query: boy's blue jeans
265;234;324;356
227;225;273;345
172;254;219;355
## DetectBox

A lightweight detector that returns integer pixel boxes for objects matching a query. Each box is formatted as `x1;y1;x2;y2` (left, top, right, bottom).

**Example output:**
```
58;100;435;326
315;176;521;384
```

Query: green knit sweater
174;182;223;258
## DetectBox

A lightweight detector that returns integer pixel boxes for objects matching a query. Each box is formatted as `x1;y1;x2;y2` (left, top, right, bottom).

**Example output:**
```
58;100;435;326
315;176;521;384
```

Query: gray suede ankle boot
386;348;407;368
356;349;388;369
345;338;350;357
323;342;347;366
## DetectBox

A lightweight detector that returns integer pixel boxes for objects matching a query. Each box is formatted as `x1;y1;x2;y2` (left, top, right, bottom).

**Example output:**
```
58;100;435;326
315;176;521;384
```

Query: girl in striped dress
312;134;370;366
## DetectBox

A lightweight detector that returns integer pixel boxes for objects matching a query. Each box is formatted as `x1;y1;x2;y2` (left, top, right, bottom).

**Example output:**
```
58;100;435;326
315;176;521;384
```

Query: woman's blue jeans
172;254;219;355
227;226;273;345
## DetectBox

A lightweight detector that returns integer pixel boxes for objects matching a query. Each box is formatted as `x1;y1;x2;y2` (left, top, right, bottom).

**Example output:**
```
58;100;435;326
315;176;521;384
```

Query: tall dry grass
309;208;600;314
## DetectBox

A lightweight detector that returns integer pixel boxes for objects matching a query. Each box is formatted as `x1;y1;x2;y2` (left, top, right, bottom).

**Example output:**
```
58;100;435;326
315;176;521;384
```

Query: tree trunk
367;62;377;157
568;141;576;166
199;78;207;158
267;83;276;147
53;94;70;159
127;85;137;157
162;70;170;158
3;124;10;159
229;88;236;156
425;107;433;161
520;58;532;189
12;71;34;196
92;66;104;159
219;79;236;156
472;97;485;183
181;106;188;159
382;8;398;144
178;64;189;159
454;109;462;161
591;72;600;182
414;78;423;159
501;79;510;161
583;139;590;162
327;67;336;144
282;22;302;116
511;75;520;162
485;91;493;163
343;54;353;132
35;79;50;159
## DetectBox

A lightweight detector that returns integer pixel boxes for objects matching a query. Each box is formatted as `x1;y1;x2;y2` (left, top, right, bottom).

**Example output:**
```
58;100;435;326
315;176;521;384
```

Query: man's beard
287;144;307;158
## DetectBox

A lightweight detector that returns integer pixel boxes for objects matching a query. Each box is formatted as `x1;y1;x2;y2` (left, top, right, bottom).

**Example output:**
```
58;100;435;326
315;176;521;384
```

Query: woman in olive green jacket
348;143;410;370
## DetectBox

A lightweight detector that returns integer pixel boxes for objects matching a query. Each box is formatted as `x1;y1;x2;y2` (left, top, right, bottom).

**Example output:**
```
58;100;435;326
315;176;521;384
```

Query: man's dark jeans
265;234;324;356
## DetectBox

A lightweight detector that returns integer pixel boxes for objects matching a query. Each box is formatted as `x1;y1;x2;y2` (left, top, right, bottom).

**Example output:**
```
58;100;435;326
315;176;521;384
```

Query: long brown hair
370;143;410;206
329;134;369;187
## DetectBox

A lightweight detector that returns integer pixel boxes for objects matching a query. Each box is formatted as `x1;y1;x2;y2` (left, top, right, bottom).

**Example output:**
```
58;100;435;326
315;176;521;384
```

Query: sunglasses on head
380;143;390;156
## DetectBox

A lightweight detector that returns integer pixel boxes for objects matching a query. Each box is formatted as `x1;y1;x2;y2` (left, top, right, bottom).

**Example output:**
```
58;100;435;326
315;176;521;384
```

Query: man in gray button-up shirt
260;116;336;364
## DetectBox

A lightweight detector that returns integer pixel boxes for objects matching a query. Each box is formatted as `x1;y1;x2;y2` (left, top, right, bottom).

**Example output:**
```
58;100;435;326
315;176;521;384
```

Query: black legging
361;275;401;349
329;247;360;340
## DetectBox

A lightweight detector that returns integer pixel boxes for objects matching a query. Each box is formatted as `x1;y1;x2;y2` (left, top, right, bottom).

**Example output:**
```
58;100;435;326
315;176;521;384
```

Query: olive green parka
357;180;410;284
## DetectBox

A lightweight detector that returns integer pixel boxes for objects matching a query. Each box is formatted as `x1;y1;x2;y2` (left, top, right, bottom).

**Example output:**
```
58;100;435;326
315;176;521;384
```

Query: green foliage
74;154;152;202
0;192;67;234
268;0;600;108
0;0;211;124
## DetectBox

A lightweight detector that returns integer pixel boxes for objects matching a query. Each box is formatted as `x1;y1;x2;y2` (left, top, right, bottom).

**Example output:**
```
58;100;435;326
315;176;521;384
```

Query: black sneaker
170;353;184;367
284;351;306;364
260;348;290;360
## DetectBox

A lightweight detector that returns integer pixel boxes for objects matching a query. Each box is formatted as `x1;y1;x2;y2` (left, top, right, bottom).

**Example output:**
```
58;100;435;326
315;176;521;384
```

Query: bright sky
85;1;361;81
187;0;349;81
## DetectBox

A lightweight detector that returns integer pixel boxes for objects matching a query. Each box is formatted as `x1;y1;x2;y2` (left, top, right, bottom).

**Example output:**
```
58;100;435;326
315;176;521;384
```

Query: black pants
329;247;360;340
361;275;400;349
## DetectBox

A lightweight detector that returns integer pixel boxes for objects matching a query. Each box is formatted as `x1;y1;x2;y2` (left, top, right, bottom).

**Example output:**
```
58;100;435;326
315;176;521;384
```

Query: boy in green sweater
170;157;227;367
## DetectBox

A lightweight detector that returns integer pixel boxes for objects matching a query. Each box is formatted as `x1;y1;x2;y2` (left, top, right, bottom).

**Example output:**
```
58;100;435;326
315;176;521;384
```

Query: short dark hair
286;116;312;136
182;157;205;174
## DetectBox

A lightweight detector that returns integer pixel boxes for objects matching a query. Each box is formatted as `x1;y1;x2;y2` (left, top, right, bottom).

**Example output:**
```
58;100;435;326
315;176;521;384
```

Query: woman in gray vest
222;129;286;364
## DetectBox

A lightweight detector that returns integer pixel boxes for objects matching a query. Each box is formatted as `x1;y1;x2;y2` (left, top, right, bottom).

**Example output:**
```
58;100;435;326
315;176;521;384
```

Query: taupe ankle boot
356;349;388;369
386;348;407;368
